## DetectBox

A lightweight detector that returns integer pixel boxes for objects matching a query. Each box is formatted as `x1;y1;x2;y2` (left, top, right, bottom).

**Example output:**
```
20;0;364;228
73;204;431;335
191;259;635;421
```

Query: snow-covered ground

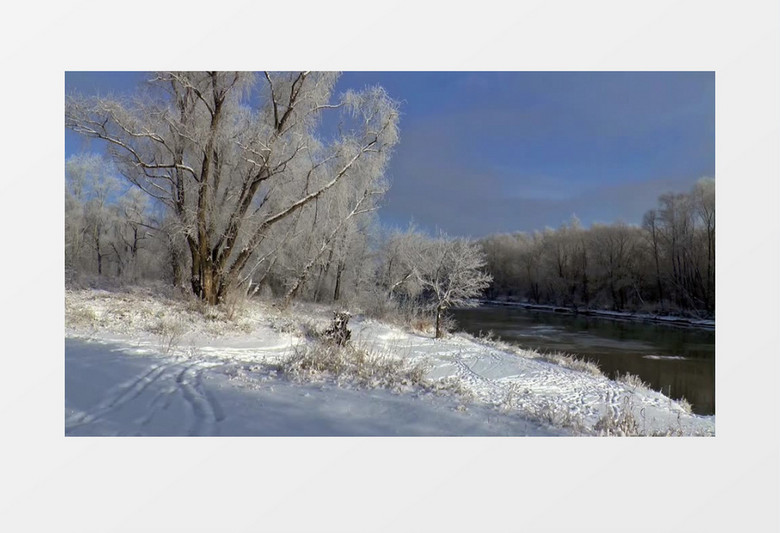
64;288;715;436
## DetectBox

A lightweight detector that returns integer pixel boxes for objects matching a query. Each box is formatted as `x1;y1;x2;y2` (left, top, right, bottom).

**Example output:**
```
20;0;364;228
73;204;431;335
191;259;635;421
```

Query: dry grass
616;372;651;390
497;382;587;434
594;395;640;436
145;315;186;354
277;341;429;392
593;394;694;437
615;372;694;416
64;305;98;329
470;330;603;377
65;287;260;339
531;350;602;376
675;396;694;414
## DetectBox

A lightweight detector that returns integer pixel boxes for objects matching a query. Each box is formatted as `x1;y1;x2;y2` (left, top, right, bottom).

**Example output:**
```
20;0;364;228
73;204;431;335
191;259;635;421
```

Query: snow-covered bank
65;288;714;436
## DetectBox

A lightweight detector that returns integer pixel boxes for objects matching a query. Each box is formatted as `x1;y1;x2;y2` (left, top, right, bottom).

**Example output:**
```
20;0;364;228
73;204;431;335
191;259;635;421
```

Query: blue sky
65;71;714;237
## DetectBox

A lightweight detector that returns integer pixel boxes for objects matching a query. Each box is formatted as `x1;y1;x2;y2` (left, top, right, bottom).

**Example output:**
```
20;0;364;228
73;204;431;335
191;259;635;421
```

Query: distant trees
65;154;117;277
589;222;646;311
64;72;711;324
480;178;715;317
65;153;164;282
645;178;715;313
66;71;399;304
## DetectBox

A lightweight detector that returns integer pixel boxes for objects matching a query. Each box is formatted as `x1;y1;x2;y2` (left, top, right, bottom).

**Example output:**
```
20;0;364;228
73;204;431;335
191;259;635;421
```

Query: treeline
65;152;388;307
479;177;715;318
65;154;167;282
65;152;490;338
65;72;495;339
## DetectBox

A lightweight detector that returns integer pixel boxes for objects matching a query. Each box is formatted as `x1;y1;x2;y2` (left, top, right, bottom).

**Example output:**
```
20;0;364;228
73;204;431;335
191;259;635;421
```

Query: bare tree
692;177;715;312
109;187;151;279
65;154;120;277
590;222;643;311
66;72;399;304
642;208;666;308
414;233;493;338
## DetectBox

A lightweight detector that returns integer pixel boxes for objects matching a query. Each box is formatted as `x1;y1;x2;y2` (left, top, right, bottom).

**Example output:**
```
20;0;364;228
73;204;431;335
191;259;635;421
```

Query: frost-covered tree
376;226;427;301
66;72;399;304
108;187;153;279
414;233;493;338
692;177;715;312
478;178;714;316
480;233;523;299
590;222;645;311
281;179;386;305
65;153;121;277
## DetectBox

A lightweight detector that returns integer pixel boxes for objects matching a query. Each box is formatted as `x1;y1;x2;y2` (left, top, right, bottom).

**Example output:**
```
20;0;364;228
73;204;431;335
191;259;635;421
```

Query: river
451;305;715;415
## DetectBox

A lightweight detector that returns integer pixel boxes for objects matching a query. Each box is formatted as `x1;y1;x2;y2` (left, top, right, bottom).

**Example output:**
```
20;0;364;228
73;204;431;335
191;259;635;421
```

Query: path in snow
65;338;566;436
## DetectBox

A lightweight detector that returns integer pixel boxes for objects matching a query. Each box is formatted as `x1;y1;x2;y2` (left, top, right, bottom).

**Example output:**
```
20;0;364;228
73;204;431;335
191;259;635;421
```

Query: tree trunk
201;265;217;305
170;244;182;288
333;260;346;302
313;247;335;302
435;305;444;339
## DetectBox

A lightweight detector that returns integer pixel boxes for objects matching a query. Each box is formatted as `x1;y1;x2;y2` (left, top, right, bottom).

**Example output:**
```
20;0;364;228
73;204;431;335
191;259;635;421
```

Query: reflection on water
451;306;715;415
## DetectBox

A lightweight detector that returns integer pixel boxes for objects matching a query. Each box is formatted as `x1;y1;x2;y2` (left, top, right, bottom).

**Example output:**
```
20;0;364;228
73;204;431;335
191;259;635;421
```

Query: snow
65;338;562;436
65;288;715;436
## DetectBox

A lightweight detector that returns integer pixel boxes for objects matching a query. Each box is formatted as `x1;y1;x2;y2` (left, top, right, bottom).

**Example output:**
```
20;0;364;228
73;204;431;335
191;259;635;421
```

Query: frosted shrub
676;396;693;414
357;289;399;321
594;396;640;436
617;372;650;390
278;342;428;392
147;316;186;354
535;351;601;376
65;305;98;329
222;288;252;321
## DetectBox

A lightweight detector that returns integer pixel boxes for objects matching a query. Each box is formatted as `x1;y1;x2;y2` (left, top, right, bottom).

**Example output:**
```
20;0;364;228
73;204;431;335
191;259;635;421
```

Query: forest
64;72;490;338
65;71;714;336
479;177;715;318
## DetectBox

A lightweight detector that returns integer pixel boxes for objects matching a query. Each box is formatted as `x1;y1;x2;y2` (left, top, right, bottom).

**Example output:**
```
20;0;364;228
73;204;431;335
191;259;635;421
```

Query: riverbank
478;299;715;329
65;287;714;436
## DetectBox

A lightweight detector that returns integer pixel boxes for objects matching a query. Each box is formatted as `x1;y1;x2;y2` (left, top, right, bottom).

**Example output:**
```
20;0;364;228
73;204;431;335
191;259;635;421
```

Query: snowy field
65;287;715;436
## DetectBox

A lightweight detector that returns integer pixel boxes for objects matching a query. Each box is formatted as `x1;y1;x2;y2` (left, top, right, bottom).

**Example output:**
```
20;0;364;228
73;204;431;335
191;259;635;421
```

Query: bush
146;316;185;354
616;372;651;390
65;305;98;329
594;395;640;436
278;341;428;391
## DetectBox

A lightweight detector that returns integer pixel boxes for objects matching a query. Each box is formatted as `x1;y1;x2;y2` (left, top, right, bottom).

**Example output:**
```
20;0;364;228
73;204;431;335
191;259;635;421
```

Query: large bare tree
66;72;399;304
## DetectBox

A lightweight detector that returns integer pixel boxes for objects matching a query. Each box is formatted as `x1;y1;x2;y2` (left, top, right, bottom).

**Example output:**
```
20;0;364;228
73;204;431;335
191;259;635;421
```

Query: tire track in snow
175;363;223;436
133;365;183;429
66;361;175;433
194;365;226;423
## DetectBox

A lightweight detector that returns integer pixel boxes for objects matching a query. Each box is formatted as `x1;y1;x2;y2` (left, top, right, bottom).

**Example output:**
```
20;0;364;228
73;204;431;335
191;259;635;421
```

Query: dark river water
451;306;715;415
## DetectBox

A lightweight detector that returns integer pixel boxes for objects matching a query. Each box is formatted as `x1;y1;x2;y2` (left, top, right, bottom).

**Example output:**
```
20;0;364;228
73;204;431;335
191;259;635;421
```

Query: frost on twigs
594;395;640;436
146;315;185;355
277;342;428;392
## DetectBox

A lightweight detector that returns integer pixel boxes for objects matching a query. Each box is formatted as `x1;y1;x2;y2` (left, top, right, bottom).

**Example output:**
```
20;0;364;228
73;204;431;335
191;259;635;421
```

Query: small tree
415;234;492;338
